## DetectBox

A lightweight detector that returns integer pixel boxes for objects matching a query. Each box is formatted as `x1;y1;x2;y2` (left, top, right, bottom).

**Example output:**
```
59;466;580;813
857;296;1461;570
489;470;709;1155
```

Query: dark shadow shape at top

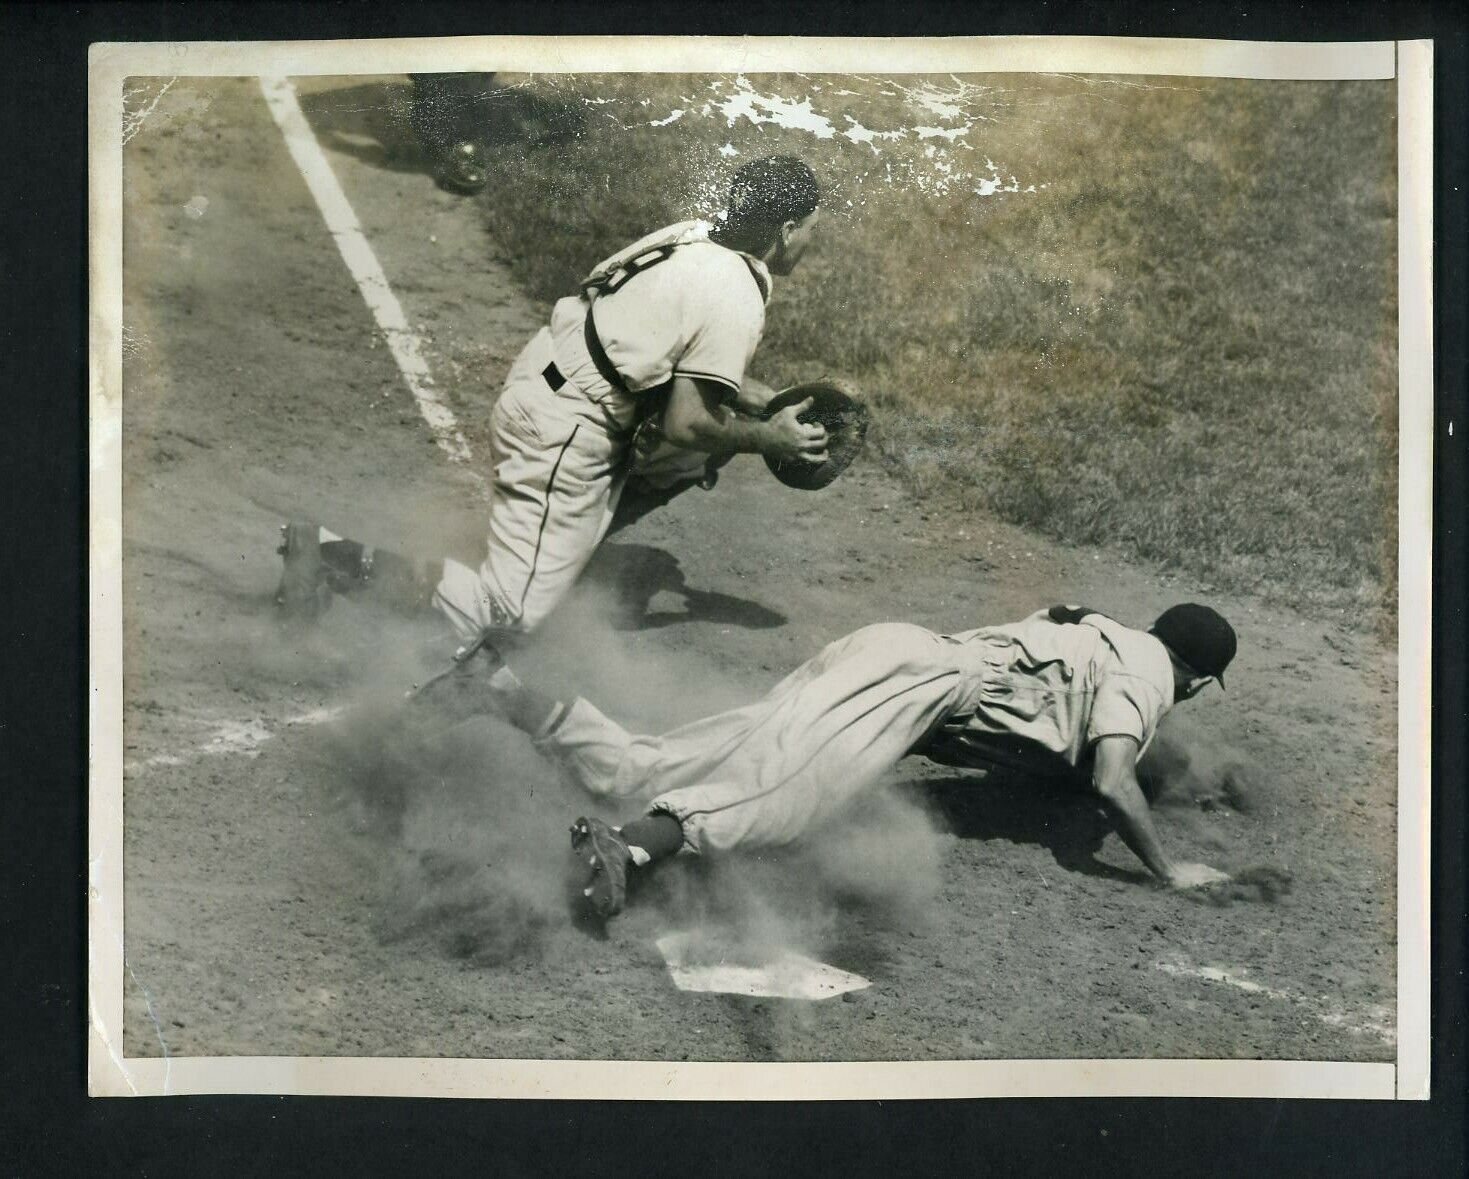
294;79;587;179
293;81;421;173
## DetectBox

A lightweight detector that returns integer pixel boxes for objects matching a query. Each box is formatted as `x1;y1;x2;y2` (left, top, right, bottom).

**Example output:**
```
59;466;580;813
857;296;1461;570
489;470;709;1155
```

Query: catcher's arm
1093;735;1230;889
662;376;828;465
731;375;780;416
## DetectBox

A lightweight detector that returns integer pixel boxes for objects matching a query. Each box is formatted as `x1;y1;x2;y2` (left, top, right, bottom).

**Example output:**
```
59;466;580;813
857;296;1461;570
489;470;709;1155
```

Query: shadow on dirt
918;772;1152;886
127;540;280;614
295;79;586;179
582;542;787;632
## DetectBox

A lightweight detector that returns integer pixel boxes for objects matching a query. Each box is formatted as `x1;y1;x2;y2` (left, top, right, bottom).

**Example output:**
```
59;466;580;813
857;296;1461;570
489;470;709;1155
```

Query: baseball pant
432;327;631;638
430;328;722;639
536;623;985;853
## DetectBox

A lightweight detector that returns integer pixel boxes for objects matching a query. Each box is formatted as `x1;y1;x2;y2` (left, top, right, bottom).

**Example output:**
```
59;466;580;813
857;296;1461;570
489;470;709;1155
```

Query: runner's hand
1167;862;1231;889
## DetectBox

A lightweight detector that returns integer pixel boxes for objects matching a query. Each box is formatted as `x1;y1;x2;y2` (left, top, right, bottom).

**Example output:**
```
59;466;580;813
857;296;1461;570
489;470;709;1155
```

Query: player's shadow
582;542;786;632
918;769;1152;886
292;82;419;173
129;541;279;614
294;80;586;178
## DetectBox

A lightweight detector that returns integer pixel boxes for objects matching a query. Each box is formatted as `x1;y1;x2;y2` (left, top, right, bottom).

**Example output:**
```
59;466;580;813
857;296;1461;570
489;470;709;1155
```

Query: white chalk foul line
1155;959;1395;1046
258;75;475;468
124;706;345;776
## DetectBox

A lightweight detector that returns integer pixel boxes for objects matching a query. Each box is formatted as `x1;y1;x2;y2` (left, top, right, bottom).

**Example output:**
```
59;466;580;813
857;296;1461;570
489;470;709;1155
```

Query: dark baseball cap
1150;603;1237;687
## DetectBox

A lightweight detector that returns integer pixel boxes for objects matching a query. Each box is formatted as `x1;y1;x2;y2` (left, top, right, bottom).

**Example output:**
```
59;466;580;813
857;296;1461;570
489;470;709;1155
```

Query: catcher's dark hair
710;155;820;255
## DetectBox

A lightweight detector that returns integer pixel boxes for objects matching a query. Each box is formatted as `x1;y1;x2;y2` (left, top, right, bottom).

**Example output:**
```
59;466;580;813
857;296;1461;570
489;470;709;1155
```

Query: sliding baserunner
479;603;1240;917
277;155;828;657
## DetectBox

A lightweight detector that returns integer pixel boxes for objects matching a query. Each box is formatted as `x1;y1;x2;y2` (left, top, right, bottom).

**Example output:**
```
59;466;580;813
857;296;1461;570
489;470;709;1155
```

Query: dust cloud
296;574;946;969
1141;714;1293;906
1140;715;1267;816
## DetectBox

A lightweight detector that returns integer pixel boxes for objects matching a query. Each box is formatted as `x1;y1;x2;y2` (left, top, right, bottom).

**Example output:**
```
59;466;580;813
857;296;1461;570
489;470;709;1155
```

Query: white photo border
87;35;1430;1100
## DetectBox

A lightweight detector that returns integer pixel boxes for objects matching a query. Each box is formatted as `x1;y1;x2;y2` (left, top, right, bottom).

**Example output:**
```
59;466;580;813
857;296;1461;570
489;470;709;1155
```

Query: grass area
475;73;1398;615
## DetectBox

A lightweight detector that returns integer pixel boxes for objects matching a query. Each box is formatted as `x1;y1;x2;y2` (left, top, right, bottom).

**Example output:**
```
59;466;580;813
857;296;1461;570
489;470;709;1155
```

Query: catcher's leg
295;335;616;643
275;522;442;620
275;523;518;723
469;339;625;633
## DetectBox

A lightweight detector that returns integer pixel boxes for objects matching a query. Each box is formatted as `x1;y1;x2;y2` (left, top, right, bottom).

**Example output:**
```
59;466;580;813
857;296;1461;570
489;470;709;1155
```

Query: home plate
655;931;871;1001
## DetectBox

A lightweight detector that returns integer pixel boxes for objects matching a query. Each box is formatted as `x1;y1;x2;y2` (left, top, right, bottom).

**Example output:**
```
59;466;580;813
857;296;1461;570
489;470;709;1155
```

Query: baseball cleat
569;817;632;918
274;522;332;620
435;140;489;195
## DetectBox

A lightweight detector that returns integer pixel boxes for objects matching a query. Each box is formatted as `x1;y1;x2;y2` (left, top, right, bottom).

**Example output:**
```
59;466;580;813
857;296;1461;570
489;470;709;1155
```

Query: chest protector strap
579;240;687;398
582;305;629;396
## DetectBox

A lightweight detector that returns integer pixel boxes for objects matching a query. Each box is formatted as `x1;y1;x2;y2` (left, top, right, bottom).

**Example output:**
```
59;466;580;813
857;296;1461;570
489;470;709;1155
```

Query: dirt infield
117;77;1397;1062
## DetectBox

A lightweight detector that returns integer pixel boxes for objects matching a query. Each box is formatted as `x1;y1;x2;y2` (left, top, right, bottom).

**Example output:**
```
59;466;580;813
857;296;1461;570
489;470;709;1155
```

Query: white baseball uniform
536;611;1176;854
432;220;773;638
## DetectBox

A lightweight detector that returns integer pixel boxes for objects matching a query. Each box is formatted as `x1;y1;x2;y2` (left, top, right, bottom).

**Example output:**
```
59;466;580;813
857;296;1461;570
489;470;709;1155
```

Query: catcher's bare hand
1166;862;1232;890
765;396;830;465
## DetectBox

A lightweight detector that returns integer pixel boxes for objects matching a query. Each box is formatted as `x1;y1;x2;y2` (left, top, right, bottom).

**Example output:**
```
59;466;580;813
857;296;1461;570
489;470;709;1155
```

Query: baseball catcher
277;157;866;667
473;602;1239;918
607;377;868;532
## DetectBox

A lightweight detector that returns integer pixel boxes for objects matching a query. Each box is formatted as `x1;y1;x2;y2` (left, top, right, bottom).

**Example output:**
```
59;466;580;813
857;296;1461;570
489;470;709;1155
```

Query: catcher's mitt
762;379;870;491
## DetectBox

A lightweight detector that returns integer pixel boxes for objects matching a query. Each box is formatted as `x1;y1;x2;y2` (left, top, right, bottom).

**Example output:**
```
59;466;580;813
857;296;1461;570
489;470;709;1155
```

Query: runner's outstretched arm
1093;735;1229;889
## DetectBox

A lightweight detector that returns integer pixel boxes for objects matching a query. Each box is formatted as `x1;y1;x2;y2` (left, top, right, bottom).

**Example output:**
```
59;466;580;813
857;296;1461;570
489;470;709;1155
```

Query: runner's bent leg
643;625;970;854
